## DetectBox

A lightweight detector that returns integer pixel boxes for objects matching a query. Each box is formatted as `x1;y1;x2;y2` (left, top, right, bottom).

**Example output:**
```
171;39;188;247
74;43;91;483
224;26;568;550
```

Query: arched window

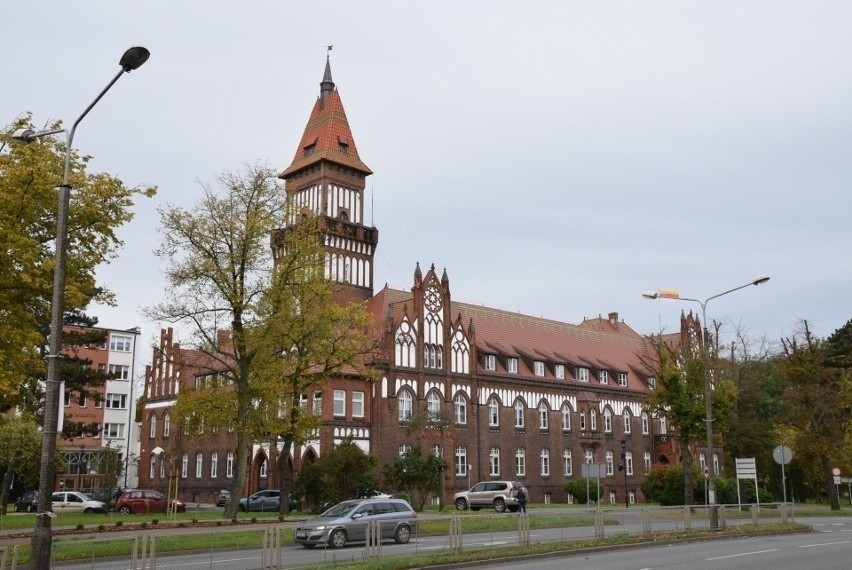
563;450;573;476
515;448;526;476
489;447;501;476
181;453;188;478
561;404;572;431
584;449;594;464
625;451;634;475
514;401;525;428
210;452;218;478
641;412;650;435
644;452;652;469
427;392;441;419
195;453;203;478
590;409;597;431
623;409;632;434
538;402;549;430
603;409;613;433
605;451;614;475
163;413;171;437
226;451;235;478
579;410;587;431
398;391;413;422
399;443;411;456
454;394;467;424
149;456;156;479
149;414;157;438
488;397;500;427
540;448;550;476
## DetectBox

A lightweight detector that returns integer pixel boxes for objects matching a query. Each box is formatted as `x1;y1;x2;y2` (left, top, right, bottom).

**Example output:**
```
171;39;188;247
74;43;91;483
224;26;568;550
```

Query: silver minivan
294;498;417;548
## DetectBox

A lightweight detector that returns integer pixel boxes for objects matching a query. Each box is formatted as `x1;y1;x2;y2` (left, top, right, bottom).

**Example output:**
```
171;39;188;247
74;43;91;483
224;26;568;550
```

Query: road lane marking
799;540;850;548
706;549;778;560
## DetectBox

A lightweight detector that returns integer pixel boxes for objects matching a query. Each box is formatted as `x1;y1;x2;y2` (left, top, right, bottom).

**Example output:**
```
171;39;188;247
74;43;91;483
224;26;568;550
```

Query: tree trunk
278;436;293;515
681;442;694;506
821;455;841;510
0;463;14;515
224;431;250;519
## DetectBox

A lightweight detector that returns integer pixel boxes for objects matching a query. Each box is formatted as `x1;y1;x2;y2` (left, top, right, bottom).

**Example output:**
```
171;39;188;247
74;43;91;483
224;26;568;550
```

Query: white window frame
398;391;412;422
533;360;545;377
333;390;346;416
110;334;132;352
641;413;649;435
623;410;632;434
515;448;526;476
455;446;467;476
626;451;634;475
644;452;652;470
605;451;614;475
489;447;501;476
603;409;613;433
507;357;519;374
149;415;157;438
590;409;597;431
618;372;628;387
149;456;156;479
399;443;411;456
488;397;500;427
540;448;550;476
577;367;589;382
484;354;496;371
555;363;565;379
514;401;525;428
427;392;441;418
104;423;124;439
260;459;267;478
579;410;586;431
105;393;127;409
598;370;608;384
210;452;218;478
108;364;130;380
454;394;467;425
538;402;548;430
163;414;170;437
563;450;573;476
195;453;203;478
561;404;571;431
352;391;365;418
181;453;188;478
647;376;656;389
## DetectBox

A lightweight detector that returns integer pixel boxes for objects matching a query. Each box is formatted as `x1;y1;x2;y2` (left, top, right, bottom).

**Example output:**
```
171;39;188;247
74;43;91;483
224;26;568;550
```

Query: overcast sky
3;2;850;367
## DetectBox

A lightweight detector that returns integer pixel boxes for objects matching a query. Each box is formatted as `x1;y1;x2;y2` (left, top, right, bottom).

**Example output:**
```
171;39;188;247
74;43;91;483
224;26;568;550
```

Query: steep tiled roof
367;285;655;388
279;63;372;179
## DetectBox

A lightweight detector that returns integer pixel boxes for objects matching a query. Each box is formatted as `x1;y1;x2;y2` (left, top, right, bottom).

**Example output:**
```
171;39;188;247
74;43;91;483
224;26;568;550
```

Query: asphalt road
49;515;851;570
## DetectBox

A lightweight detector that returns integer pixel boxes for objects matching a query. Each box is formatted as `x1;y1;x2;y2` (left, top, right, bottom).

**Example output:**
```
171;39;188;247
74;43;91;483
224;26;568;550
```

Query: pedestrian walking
516;485;528;514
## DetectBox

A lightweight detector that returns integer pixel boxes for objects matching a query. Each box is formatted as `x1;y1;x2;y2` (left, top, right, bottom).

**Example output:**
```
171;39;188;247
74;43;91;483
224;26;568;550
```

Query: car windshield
320;500;359;517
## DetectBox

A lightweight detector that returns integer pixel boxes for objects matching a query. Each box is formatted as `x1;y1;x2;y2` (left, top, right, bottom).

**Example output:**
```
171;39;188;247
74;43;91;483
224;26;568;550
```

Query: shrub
152;519;159;525
76;524;84;531
115;521;123;527
192;518;198;524
231;518;238;524
140;522;147;529
251;517;257;524
97;524;105;532
216;521;222;527
564;478;602;504
178;522;186;528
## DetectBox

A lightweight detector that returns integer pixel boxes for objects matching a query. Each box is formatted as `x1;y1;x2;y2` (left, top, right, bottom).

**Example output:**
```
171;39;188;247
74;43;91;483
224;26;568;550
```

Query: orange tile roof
280;90;372;178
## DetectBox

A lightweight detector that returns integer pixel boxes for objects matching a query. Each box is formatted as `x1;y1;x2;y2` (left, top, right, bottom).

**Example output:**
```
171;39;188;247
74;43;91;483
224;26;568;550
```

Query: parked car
294;498;417;548
237;490;298;512
14;490;38;513
216;489;231;507
453;481;523;513
86;487;125;509
51;491;106;513
114;489;186;514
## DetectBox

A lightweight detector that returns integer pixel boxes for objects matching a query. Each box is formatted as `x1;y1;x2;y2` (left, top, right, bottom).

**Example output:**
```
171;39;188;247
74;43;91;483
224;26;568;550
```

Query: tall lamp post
620;440;629;508
642;276;769;528
13;46;149;570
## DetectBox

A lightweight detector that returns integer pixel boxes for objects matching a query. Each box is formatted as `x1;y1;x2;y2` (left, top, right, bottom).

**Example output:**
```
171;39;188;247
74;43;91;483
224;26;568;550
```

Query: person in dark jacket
516;486;528;514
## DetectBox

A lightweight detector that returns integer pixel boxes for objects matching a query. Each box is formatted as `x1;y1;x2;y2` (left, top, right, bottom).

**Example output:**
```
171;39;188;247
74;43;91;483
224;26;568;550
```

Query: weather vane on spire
326;45;334;56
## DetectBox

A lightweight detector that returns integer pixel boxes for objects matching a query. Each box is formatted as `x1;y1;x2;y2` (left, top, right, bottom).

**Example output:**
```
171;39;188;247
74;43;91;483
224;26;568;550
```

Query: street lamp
13;46;149;570
642;276;769;528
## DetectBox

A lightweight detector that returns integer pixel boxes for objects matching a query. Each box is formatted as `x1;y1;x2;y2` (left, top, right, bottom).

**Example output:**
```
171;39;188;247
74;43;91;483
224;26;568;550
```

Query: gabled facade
139;57;695;506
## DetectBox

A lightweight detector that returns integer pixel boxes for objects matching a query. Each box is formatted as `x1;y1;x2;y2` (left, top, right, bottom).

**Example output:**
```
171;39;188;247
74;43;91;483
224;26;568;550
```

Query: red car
115;489;186;514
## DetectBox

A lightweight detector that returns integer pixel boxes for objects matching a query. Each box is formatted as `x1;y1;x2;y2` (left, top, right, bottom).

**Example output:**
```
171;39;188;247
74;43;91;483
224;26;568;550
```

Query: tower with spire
276;53;378;304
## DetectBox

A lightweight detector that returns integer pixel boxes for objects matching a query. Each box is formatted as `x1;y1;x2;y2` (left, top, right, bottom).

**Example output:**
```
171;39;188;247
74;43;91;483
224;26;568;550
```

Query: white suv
453;481;523;513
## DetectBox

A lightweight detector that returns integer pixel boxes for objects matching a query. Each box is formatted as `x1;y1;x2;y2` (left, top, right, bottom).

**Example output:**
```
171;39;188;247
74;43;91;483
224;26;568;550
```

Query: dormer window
555;364;565;379
337;136;349;154
303;142;316;156
576;367;590;382
647;376;656;389
618;372;628;387
507;357;519;374
598;370;608;384
533;361;545;377
484;354;496;371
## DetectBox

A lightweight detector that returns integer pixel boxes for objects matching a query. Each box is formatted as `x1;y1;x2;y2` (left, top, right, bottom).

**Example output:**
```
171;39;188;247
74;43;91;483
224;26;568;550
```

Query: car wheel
119;506;132;515
29;504;37;513
454;498;468;511
84;508;93;513
329;528;347;549
493;498;506;513
394;525;411;544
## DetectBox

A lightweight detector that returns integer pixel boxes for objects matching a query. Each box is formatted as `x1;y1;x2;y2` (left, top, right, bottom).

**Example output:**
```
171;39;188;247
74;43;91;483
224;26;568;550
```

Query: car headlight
314;526;325;531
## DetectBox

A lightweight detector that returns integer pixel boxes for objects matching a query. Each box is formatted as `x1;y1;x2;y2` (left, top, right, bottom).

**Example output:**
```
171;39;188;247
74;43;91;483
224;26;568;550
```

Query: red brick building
140;57;694;506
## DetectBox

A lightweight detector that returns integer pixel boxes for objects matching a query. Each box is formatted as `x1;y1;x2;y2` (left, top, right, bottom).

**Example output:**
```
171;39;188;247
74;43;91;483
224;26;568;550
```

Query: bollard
449;516;463;552
518;513;530;546
641;508;652;536
719;505;727;529
750;504;759;524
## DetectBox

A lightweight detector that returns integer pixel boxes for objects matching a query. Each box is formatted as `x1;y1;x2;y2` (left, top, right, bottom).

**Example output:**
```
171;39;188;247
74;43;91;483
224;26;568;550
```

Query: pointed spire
320;47;335;108
441;267;449;287
414;262;422;284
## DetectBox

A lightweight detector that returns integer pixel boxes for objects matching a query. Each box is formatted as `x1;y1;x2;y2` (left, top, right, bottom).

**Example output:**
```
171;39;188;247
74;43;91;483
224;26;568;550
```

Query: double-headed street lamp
13;46;149;570
642;276;769;528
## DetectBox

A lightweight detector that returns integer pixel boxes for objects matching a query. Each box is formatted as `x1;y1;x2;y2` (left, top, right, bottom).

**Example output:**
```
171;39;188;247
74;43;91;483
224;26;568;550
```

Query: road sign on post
773;445;793;507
